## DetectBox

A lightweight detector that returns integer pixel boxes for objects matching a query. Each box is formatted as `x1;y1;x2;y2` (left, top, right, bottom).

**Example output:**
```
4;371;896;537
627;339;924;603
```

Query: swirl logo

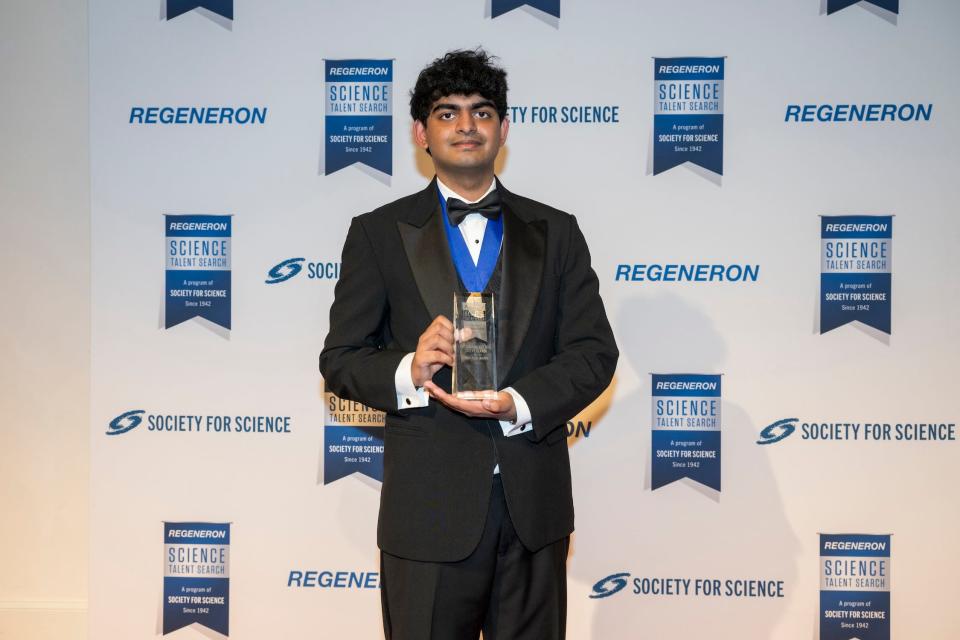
756;418;798;445
589;572;631;599
265;258;305;284
107;410;145;436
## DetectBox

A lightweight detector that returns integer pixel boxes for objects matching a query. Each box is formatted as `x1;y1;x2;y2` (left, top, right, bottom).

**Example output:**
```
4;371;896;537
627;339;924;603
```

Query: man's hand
423;381;518;423
411;316;455;387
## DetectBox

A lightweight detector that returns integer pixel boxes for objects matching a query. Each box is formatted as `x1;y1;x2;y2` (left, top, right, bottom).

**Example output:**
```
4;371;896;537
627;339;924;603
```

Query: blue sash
437;188;503;292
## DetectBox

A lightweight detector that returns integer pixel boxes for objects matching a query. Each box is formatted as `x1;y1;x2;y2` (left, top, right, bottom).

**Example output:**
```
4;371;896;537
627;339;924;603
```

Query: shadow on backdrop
566;292;801;639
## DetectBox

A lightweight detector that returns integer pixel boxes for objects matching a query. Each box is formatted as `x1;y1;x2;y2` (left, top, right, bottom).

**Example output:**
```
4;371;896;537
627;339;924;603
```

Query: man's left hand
422;381;517;422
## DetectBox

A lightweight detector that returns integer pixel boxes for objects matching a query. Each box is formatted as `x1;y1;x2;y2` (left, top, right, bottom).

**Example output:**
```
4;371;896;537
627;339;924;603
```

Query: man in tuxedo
319;49;617;640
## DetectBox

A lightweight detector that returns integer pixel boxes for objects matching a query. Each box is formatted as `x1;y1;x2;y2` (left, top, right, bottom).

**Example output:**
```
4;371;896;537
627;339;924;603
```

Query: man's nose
456;111;476;133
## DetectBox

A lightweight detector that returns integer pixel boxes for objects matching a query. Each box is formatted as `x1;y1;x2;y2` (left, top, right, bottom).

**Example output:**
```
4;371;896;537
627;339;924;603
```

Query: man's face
413;93;509;176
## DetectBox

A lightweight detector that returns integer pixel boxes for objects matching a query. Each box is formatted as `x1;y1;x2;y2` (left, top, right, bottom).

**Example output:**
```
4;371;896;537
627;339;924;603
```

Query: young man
320;49;618;640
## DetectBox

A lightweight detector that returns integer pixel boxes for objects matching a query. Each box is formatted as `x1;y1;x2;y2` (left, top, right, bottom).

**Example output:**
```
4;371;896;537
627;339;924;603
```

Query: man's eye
475;111;491;118
439;112;456;120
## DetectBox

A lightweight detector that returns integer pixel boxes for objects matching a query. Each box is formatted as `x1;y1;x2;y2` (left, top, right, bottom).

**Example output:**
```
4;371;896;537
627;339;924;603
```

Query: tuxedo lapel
398;178;545;385
497;184;546;382
397;180;458;323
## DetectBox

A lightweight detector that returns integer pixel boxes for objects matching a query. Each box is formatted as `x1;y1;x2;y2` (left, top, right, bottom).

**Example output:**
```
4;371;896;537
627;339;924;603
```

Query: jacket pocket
384;416;430;438
387;425;428;438
545;426;567;446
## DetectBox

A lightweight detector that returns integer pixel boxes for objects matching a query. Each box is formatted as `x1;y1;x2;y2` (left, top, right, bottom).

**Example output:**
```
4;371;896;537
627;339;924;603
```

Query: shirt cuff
395;352;429;409
499;387;532;437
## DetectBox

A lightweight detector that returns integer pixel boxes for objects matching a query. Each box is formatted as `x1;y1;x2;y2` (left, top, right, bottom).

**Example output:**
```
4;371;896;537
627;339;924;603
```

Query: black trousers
380;475;568;640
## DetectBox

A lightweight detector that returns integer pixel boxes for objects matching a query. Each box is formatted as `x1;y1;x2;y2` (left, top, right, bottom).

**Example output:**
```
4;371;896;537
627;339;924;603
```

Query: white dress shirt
394;178;534;471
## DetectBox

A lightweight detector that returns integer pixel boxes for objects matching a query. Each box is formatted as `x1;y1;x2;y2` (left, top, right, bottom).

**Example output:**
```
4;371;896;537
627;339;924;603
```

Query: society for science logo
166;0;233;21
756;418;955;445
756;418;797;445
506;105;620;125
264;258;341;284
107;410;145;436
589;572;631;598
826;0;898;15
106;410;292;437
589;572;785;600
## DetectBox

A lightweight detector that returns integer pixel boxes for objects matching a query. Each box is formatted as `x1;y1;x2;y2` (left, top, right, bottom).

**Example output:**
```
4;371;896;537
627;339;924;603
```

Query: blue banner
654;57;724;176
323;391;385;484
820;215;892;334
492;0;561;18
651;374;721;491
820;534;891;640
324;59;393;176
163;522;230;636
165;215;231;330
166;0;233;20
827;0;899;15
324;426;385;484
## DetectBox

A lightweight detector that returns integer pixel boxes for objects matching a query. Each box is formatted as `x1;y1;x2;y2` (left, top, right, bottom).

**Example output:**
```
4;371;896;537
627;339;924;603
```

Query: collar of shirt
436;176;497;205
436;177;499;266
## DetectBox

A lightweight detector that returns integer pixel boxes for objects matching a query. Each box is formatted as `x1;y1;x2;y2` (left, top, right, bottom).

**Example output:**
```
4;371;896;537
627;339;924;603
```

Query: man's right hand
411;315;454;388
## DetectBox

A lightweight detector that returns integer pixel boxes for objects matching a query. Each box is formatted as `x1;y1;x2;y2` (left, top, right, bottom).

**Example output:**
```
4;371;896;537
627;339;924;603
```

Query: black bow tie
446;190;501;226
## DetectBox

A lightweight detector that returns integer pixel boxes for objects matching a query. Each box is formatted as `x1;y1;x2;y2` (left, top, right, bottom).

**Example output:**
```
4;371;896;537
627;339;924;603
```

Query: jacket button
405;398;411;405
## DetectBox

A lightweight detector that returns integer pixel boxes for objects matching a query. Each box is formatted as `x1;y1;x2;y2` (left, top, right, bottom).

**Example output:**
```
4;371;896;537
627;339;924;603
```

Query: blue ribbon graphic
324;60;393;176
166;0;233;20
165;214;232;330
820;534;891;640
653;57;724;176
820;215;892;334
827;0;898;15
651;374;721;491
492;0;560;18
324;426;385;484
163;522;230;636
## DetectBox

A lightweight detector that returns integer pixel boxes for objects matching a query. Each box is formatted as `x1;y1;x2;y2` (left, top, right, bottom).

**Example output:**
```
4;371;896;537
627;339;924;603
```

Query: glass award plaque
453;292;498;400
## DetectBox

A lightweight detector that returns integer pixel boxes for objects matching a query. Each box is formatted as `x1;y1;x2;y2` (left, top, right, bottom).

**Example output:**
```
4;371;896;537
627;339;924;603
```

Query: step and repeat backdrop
90;0;959;638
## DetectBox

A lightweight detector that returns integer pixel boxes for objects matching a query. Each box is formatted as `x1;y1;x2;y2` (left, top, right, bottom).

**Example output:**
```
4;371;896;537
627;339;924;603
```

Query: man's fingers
423;382;508;419
424;381;464;408
422;334;454;356
431;315;453;332
481;398;504;412
434;326;454;343
417;349;453;367
411;353;451;387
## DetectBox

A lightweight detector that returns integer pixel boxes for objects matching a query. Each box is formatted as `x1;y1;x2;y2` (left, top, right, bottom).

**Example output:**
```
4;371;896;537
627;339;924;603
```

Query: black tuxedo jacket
319;178;618;562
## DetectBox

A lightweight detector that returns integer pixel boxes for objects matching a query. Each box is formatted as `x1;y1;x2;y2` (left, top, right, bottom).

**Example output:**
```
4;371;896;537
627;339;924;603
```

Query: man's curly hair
409;49;509;125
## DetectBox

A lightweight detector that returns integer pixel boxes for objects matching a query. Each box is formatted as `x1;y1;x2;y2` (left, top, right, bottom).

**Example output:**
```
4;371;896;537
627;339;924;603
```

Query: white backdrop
90;0;960;637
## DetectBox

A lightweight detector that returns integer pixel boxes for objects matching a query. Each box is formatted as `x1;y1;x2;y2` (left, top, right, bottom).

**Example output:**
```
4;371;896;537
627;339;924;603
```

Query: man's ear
498;116;509;147
412;119;429;150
